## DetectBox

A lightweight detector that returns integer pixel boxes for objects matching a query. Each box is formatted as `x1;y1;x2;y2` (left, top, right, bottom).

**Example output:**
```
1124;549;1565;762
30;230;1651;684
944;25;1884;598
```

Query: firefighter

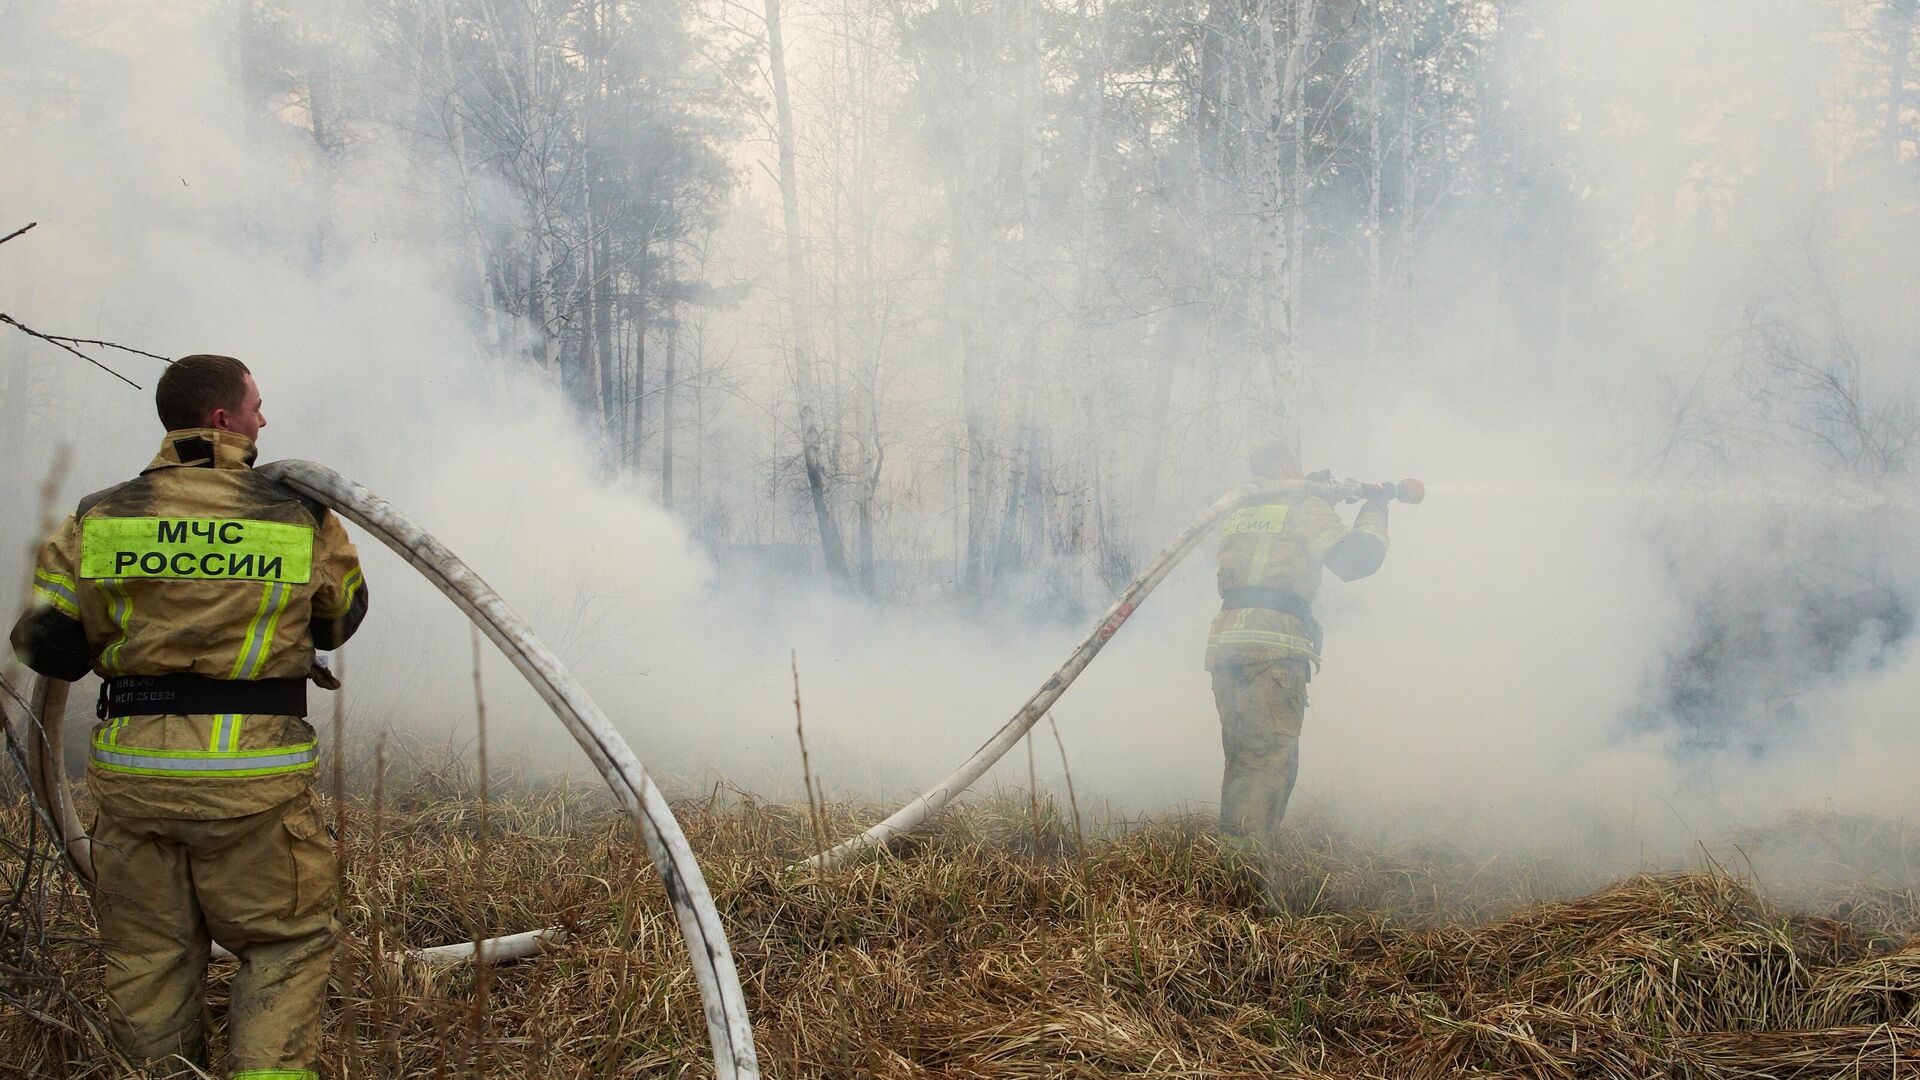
10;354;368;1079
1206;441;1388;897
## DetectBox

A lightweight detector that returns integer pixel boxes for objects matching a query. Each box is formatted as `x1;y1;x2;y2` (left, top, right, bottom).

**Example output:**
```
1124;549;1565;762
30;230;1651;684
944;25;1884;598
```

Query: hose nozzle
1355;478;1425;504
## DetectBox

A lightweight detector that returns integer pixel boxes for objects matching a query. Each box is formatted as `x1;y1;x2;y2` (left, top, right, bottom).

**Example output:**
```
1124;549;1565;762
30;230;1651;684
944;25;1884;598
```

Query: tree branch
33;333;170;363
0;314;144;389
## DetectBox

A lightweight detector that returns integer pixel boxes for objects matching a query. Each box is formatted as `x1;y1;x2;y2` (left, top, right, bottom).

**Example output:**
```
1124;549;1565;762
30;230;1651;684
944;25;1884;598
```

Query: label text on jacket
79;517;315;583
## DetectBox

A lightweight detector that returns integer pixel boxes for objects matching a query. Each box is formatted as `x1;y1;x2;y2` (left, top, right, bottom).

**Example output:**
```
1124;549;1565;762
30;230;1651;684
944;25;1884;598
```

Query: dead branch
31;333;169;363
1;222;168;388
0;314;143;389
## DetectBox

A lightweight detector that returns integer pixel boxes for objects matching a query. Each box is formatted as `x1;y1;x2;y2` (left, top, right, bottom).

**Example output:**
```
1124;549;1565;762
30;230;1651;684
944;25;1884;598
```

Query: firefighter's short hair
156;354;251;431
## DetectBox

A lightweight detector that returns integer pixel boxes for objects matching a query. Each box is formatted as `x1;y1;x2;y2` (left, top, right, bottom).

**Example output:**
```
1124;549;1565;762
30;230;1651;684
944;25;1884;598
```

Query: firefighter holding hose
9;354;367;1079
1207;441;1390;903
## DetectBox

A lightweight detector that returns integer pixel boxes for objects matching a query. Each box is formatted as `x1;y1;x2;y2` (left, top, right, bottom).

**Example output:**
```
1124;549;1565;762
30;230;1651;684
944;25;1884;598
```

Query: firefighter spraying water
1208;442;1422;906
800;458;1426;870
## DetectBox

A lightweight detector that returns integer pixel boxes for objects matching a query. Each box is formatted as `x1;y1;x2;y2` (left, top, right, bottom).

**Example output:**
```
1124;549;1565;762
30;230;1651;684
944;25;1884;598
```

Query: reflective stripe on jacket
1204;493;1387;670
9;429;368;818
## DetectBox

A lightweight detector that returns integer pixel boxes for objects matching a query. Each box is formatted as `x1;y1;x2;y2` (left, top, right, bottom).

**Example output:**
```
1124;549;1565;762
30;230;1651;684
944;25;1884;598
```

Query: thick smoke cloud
2;0;1918;888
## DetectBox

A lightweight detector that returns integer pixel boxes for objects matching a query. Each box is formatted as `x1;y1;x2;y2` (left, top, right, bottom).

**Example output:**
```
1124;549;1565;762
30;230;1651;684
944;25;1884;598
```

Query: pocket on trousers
1256;660;1309;737
282;802;335;919
86;811;122;918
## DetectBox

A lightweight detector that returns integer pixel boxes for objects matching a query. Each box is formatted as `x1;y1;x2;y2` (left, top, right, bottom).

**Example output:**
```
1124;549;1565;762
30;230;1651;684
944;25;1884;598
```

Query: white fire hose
797;475;1422;870
9;677;564;966
17;676;90;879
7;461;759;1079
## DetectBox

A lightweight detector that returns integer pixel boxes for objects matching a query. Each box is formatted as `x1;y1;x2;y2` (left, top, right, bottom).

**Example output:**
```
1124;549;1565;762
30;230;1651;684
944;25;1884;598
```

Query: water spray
1417;477;1912;513
797;475;1424;870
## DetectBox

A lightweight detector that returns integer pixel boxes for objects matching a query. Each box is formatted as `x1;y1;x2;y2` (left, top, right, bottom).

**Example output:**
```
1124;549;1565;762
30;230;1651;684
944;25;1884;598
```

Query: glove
1363;481;1396;508
309;654;343;691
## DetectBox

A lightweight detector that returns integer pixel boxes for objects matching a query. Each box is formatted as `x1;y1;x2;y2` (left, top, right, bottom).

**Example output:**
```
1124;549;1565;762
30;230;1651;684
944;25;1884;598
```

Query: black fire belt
98;674;308;719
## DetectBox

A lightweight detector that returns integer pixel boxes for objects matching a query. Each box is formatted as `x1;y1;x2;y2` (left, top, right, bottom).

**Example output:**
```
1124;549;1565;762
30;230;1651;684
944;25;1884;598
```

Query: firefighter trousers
91;789;337;1079
1211;656;1309;853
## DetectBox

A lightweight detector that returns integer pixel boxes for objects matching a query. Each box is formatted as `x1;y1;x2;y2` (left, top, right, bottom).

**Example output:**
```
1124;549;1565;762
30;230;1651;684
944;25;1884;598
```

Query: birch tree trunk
533;233;559;373
1280;0;1317;354
1253;0;1290;403
579;181;604;423
765;0;851;581
1131;306;1189;540
845;0;885;593
662;247;678;507
435;0;504;349
1888;1;1915;168
989;0;1050;592
1364;1;1384;371
1071;0;1114;573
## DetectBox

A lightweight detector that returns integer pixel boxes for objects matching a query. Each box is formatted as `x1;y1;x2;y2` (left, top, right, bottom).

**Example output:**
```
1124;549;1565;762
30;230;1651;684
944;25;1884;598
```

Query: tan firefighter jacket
10;429;368;818
1204;492;1387;671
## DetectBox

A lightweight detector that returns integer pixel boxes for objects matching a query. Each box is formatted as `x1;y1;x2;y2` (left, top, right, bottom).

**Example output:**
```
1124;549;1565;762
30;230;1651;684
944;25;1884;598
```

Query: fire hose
7;676;564;965
8;461;760;1080
798;475;1423;870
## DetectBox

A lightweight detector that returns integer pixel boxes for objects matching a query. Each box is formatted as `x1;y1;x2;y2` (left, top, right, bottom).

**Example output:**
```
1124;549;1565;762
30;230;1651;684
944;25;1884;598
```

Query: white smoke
2;0;1919;890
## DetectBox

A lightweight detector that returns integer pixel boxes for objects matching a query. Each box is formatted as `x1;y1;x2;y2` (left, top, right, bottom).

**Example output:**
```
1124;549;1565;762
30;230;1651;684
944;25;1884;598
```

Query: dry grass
10;763;1920;1078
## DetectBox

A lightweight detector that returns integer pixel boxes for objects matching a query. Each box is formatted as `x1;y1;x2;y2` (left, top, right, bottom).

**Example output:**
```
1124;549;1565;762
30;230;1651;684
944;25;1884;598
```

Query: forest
4;1;1919;788
80;0;1903;611
5;3;1920;1076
